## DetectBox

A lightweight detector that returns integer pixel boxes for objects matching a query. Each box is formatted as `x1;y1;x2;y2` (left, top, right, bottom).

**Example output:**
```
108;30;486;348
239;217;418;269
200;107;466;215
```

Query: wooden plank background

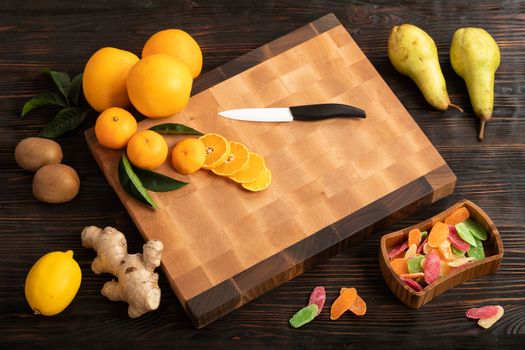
1;0;524;348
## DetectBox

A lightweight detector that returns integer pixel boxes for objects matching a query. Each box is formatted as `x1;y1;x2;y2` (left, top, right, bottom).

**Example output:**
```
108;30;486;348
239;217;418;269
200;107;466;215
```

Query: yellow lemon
25;250;82;316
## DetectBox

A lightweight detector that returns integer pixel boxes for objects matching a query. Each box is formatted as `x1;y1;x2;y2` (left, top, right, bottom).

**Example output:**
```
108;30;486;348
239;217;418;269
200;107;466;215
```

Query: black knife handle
289;103;366;121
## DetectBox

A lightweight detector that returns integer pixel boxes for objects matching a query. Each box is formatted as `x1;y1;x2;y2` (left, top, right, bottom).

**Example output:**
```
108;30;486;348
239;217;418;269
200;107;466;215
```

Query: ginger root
81;226;164;318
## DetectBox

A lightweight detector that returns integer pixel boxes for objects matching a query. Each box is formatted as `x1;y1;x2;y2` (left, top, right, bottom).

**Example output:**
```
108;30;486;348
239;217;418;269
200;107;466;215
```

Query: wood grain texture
85;14;455;327
1;0;525;348
379;200;503;308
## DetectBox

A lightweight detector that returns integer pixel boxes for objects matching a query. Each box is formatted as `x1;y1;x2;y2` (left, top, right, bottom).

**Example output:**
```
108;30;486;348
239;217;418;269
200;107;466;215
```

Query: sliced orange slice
211;141;249;176
241;167;271;192
199;133;231;169
229;152;265;183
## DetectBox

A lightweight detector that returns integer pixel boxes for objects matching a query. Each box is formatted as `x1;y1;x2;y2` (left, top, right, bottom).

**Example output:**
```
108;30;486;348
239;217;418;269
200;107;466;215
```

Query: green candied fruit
451;245;466;258
455;222;477;247
289;304;318;328
420;231;428;240
464;219;488;241
467;237;486;260
408;255;425;274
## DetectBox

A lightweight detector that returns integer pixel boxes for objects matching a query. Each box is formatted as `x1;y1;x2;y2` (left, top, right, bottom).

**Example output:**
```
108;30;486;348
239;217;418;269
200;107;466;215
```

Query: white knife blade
218;108;293;122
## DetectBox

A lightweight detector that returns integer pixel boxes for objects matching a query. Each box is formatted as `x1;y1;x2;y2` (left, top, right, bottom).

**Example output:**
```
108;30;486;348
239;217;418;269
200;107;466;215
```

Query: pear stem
449;103;464;113
478;121;486;141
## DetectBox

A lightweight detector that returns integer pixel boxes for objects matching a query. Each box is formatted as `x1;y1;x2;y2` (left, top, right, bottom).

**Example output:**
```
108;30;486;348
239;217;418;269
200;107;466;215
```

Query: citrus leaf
118;154;157;208
68;73;83;106
39;107;90;139
134;168;188;192
21;92;66;117
149;123;203;135
42;68;70;102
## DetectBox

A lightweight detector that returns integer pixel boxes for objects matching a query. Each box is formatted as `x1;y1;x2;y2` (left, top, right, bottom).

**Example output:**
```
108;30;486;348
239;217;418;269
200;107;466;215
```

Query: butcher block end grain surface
86;13;456;328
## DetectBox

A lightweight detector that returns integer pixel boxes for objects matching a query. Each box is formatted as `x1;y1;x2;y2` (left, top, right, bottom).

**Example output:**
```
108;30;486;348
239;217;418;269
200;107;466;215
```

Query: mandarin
95;107;137;149
126;130;168;170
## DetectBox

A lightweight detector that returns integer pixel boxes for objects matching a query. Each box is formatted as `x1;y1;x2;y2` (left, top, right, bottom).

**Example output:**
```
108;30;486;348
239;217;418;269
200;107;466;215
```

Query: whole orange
126;130;168;170
126;54;193;118
171;138;206;175
82;47;139;112
142;29;203;78
95;107;137;149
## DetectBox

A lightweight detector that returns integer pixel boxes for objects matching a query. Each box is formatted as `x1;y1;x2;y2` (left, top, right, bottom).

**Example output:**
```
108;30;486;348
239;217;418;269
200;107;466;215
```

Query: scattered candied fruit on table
466;305;504;329
330;287;367;320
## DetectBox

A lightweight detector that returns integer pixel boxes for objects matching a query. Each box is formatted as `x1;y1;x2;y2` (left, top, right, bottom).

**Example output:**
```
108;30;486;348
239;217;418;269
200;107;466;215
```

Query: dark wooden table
1;1;524;348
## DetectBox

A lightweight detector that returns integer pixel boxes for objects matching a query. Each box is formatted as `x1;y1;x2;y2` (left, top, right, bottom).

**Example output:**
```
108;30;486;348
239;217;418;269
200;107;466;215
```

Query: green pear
388;24;462;112
450;28;500;140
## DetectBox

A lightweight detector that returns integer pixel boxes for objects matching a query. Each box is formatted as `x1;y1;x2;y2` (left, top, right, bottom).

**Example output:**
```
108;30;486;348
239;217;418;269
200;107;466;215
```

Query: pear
450;28;500;140
388;24;462;112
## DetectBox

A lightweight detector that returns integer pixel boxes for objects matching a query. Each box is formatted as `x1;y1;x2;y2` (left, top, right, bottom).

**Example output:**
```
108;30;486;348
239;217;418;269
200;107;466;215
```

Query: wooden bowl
379;199;503;308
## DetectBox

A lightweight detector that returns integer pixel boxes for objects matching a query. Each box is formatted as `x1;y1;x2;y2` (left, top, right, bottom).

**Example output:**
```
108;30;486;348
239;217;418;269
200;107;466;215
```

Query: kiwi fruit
15;137;63;172
33;164;80;204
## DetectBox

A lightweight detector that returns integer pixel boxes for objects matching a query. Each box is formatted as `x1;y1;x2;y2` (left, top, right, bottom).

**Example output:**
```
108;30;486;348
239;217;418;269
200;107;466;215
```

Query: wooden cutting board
85;13;456;328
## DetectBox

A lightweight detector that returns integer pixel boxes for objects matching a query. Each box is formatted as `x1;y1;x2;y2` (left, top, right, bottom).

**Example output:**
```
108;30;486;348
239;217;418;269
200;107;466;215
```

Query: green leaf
467;237;485;260
68;73;83;106
39;107;90;139
134;168;188;192
42;68;70;102
464;219;488;241
455;222;477;247
21;92;66;117
118;154;157;208
149;123;203;135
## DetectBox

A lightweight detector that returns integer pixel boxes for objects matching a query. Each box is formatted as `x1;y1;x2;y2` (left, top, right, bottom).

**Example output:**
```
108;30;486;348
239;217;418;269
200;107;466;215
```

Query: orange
126;130;168;170
142;29;203;78
126;54;193;118
94;107;137;149
241;167;271;192
229;152;266;183
171;138;206;175
82;47;139;112
199;133;231;169
211;142;249;176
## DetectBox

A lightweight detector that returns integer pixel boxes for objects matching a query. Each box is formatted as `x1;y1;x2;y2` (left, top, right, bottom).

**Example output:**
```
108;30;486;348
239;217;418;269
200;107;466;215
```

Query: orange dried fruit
348;294;367;316
428;222;450;248
445;207;470;225
199;133;231;169
408;228;422;247
330;287;357;320
399;272;425;280
390;258;409;275
211;141;249;176
229;152;265;183
241;167;272;192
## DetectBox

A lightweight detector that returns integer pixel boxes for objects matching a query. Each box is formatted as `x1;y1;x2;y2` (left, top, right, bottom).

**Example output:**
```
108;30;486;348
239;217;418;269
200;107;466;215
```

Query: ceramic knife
218;103;366;122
